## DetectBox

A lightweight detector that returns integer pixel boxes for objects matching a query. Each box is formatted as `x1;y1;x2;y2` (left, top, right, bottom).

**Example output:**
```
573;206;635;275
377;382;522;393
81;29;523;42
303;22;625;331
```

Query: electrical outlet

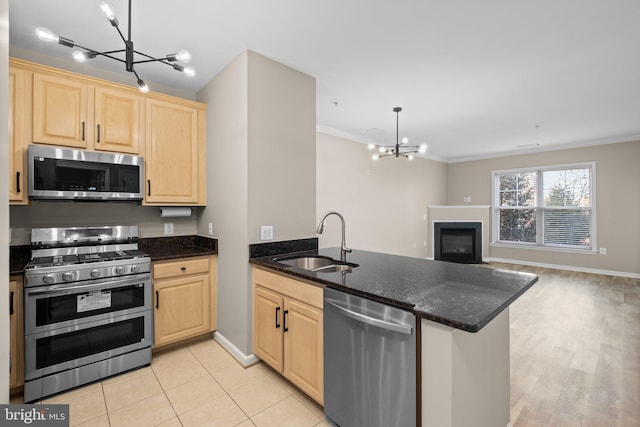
599;247;607;255
261;225;274;241
208;222;213;236
463;196;472;203
164;223;174;235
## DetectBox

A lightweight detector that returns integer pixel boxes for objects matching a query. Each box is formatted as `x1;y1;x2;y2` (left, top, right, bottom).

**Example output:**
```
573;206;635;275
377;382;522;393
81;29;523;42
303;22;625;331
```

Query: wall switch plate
164;223;174;235
599;247;607;255
208;222;213;236
261;225;274;241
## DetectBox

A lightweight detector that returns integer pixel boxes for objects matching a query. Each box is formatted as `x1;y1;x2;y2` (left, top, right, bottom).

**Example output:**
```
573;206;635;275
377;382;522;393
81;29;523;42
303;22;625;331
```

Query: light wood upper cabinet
94;87;141;154
32;73;141;153
9;67;27;204
252;268;324;404
32;73;90;148
144;98;205;205
10;58;207;205
153;256;217;347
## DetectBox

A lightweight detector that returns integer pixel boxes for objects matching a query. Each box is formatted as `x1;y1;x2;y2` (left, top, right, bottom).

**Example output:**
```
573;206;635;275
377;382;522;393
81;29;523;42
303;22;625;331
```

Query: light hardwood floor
495;263;640;426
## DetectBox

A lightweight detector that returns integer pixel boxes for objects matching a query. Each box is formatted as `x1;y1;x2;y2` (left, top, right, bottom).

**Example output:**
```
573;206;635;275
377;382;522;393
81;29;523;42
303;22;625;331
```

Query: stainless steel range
23;225;153;403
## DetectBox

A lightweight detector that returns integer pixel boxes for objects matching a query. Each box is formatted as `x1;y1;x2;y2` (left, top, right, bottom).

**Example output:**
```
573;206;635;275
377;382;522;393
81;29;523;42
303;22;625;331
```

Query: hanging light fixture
35;0;195;93
368;107;427;160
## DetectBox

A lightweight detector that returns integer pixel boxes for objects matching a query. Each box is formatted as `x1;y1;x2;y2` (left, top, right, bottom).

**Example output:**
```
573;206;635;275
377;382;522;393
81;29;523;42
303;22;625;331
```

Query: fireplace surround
434;221;483;264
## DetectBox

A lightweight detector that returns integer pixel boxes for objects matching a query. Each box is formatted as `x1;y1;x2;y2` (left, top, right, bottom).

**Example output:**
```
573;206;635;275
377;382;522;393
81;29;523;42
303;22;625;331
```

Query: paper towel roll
160;207;192;218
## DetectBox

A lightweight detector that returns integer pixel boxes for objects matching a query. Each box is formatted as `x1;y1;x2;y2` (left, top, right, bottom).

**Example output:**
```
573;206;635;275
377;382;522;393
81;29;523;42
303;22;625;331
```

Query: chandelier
368;107;427;160
35;0;194;93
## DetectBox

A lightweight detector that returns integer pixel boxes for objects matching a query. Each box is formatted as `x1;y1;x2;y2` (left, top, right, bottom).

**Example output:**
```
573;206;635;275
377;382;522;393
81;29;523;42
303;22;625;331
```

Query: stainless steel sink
274;255;358;273
277;256;334;270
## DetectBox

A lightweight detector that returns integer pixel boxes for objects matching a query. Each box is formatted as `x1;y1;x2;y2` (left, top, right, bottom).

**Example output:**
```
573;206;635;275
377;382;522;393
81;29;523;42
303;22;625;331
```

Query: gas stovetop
25;225;151;287
27;250;148;269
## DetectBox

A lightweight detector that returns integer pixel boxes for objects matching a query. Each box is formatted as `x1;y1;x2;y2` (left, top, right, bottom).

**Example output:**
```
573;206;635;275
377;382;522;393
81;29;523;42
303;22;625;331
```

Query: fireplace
434;222;483;264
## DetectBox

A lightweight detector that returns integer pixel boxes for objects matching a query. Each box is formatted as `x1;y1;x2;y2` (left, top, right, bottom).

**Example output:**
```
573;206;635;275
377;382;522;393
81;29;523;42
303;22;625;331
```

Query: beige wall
447;140;640;275
247;51;317;243
1;0;9;403
9;203;197;244
316;132;447;258
197;51;251;355
197;50;316;356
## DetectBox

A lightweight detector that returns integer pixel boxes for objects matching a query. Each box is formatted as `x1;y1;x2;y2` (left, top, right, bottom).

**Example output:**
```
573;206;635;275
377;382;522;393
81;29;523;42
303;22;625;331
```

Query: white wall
1;0;10;403
316;132;448;258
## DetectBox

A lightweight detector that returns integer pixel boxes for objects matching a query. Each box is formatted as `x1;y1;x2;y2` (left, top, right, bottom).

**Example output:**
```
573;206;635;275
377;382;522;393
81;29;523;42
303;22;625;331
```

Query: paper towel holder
159;207;192;218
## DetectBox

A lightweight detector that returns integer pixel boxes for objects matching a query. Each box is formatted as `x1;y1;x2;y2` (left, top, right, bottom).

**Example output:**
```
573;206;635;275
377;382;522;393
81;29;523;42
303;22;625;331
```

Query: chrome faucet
316;211;352;262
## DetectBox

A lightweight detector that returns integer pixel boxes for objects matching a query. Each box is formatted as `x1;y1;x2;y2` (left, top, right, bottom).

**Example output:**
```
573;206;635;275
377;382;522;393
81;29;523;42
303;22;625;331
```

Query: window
492;163;595;251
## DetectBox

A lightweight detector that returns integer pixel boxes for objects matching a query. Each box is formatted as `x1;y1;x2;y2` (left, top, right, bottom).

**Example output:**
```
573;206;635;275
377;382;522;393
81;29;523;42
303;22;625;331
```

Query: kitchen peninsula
250;246;538;427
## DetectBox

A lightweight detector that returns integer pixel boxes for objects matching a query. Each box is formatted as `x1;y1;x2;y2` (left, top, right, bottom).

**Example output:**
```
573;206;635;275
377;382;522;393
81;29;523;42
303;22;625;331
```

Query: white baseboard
213;331;260;367
488;257;640;279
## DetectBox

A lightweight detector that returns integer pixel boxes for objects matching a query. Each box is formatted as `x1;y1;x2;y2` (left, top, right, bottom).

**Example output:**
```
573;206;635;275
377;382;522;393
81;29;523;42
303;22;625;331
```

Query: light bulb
100;3;119;26
408;154;414;160
183;67;196;77
175;50;191;63
372;154;380;160
35;27;58;43
367;144;375;150
378;147;386;153
73;50;87;62
419;144;427;153
402;137;409;144
137;79;149;93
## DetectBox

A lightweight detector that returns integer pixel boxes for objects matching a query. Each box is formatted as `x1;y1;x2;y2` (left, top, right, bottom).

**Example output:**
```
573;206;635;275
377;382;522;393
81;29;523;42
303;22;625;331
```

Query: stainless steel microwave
28;145;144;201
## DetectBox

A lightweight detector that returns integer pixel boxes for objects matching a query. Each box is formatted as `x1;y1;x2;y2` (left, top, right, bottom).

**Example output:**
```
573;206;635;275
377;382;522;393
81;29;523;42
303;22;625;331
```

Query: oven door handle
26;275;151;296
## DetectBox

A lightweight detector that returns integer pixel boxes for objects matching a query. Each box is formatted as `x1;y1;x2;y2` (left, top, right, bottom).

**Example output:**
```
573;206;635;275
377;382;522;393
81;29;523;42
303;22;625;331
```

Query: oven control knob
115;266;126;275
43;275;54;284
62;272;74;282
90;269;101;278
131;265;140;273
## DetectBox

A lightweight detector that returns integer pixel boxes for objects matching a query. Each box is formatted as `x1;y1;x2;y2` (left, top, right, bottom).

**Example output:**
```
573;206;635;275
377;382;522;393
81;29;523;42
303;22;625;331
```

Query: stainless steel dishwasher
324;287;417;427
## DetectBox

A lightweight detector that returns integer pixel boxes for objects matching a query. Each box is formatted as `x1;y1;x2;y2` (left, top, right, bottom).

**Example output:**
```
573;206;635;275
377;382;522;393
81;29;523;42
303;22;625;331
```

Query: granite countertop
138;235;217;261
8;235;218;275
250;247;538;333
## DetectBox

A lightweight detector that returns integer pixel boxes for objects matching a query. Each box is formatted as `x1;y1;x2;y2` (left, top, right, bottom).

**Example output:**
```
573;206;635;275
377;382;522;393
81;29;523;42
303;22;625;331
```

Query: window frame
491;162;596;253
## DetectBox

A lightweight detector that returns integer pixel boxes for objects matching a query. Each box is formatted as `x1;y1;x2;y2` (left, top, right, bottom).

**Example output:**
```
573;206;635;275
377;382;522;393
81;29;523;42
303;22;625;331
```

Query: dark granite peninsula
250;247;537;332
250;245;538;427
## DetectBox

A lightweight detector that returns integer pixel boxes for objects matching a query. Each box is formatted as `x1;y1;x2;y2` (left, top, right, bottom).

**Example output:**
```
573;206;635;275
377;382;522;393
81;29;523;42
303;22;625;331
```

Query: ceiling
9;0;640;162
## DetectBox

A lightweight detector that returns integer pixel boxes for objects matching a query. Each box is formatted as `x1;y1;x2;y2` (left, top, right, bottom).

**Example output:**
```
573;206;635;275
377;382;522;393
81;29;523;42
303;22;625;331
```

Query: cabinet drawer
154;257;210;279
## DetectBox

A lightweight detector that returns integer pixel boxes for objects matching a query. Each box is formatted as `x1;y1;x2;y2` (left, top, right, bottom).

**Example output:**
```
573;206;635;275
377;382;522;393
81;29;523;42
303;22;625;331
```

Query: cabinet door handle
81;121;85;141
9;291;14;316
181;267;187;271
147;180;151;196
97;124;101;143
275;306;281;328
155;290;159;309
16;172;20;193
283;309;289;332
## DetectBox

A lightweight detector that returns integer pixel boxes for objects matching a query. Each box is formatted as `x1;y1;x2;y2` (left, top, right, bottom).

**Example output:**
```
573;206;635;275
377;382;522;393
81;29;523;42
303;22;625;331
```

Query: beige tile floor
11;338;331;427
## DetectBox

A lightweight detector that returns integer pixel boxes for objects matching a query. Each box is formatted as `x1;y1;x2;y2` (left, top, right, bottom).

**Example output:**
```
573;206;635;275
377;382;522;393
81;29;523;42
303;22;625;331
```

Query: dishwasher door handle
325;299;413;334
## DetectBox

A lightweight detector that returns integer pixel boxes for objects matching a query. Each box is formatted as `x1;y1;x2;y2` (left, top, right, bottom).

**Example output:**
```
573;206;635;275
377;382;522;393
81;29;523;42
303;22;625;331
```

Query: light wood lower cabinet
153;256;217;347
9;276;24;389
252;267;324;404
